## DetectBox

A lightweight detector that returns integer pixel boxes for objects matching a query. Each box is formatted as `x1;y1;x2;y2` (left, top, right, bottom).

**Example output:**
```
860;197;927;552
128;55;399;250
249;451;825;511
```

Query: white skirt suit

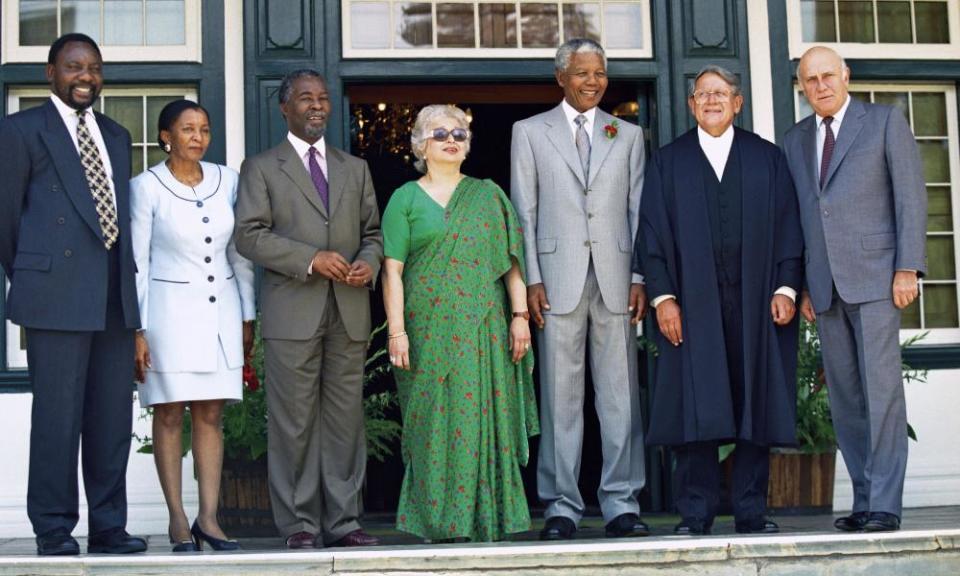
131;161;256;407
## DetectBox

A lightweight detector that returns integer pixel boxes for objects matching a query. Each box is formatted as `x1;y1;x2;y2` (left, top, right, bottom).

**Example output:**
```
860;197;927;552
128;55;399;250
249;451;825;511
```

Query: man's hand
770;294;796;326
656;299;683;346
527;283;550;329
892;270;919;309
629;283;647;325
799;290;816;323
346;260;373;287
311;251;350;282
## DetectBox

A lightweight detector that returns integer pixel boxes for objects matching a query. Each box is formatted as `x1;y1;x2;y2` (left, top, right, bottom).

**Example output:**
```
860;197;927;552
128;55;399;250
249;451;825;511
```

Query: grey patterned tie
574;114;591;180
77;113;119;249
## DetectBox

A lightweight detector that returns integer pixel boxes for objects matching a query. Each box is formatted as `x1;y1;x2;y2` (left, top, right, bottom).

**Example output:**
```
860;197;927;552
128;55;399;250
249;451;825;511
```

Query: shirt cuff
652;294;676;308
774;286;797;302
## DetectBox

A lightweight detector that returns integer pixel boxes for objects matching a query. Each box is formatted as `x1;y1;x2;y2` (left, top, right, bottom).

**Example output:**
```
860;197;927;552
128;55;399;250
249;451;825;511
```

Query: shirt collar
561;99;597;129
816;94;851;130
696;124;734;148
50;92;93;122
287;131;326;159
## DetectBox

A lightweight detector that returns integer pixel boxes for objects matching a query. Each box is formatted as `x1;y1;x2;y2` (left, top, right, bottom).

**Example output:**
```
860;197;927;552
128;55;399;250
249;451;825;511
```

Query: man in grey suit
511;38;648;540
234;69;383;549
784;46;927;532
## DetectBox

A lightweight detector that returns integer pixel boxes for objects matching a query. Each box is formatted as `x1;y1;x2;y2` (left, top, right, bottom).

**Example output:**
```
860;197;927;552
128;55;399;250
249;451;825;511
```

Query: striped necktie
575;114;591;180
819;116;835;189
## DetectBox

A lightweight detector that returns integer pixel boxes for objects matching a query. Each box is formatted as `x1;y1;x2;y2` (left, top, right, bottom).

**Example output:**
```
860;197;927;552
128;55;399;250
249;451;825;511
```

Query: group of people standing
0;31;924;557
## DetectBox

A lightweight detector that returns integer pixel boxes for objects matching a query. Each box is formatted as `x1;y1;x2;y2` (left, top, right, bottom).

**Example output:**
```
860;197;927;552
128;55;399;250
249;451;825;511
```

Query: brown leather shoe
285;531;317;549
329;529;379;547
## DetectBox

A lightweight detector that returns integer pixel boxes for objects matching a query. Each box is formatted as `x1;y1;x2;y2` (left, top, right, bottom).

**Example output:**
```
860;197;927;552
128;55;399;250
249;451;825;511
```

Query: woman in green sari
382;105;539;542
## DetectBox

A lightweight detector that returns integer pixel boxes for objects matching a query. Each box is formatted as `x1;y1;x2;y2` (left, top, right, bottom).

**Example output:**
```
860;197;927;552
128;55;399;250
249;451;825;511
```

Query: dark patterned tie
574;114;591;180
308;147;329;212
77;113;119;249
819;116;835;189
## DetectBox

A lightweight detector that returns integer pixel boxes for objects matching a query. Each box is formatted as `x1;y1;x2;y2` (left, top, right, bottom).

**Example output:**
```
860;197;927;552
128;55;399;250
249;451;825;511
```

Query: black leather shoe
735;517;780;534
191;520;241;551
674;518;711;536
36;529;80;556
834;511;870;532
605;513;651;538
862;512;900;532
87;528;147;554
539;516;576;541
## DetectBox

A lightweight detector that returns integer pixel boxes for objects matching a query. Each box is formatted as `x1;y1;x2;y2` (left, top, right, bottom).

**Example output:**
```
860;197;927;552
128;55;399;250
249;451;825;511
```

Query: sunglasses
430;127;469;142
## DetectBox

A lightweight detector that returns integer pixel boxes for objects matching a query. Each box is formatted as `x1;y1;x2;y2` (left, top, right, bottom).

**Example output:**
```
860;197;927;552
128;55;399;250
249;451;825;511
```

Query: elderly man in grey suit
234;69;383;549
511;38;648;540
784;46;927;532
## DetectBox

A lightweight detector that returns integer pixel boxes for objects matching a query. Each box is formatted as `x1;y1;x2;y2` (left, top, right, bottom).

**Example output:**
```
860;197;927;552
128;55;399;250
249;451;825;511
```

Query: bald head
797;46;850;118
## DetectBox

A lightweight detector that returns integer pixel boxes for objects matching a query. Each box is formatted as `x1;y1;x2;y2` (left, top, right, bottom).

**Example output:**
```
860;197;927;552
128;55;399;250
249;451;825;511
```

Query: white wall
833;368;960;511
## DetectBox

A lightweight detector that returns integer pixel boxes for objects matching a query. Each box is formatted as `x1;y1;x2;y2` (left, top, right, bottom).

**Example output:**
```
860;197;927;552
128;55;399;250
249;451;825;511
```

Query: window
786;0;960;59
796;84;960;343
3;86;197;369
342;0;653;58
2;0;202;62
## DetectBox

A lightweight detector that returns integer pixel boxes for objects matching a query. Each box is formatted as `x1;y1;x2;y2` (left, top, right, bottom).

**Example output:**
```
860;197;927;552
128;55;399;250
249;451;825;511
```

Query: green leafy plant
135;320;402;463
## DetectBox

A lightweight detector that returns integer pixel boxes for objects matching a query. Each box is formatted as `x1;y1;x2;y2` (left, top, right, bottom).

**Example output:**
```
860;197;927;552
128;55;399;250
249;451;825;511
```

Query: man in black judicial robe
633;65;804;535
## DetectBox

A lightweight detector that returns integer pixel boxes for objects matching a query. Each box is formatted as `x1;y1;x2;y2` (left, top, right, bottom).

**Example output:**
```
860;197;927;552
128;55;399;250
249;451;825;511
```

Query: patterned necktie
77;112;119;249
819;116;835;189
574;114;591;180
308;147;329;212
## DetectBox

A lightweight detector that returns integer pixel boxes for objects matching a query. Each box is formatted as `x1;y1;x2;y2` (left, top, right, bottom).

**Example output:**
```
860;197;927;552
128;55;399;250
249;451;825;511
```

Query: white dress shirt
815;94;850;169
561;99;597;143
287;131;328;180
50;93;117;206
651;125;796;308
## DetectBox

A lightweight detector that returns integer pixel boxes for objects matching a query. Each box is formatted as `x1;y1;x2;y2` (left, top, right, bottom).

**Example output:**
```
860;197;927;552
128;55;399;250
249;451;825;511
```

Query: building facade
0;0;958;536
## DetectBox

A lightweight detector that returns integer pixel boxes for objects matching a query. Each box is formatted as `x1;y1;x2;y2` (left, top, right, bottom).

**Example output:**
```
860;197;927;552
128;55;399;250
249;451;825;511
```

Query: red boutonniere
603;120;619;140
242;357;260;392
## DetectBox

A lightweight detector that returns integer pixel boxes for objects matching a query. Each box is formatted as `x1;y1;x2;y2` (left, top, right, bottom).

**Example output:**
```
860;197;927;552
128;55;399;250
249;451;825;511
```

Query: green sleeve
382;185;411;262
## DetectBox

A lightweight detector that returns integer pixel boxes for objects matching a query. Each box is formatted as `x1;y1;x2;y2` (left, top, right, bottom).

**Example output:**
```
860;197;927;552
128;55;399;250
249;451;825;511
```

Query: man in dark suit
635;65;804;536
0;34;146;556
784;46;927;532
234;69;383;549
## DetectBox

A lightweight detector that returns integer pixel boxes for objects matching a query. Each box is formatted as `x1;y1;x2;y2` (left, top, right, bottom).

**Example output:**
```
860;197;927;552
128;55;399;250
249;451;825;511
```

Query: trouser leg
673;442;720;526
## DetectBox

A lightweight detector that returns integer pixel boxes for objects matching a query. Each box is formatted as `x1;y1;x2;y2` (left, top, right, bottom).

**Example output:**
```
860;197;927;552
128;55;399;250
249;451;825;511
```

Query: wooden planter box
218;457;278;537
767;449;836;514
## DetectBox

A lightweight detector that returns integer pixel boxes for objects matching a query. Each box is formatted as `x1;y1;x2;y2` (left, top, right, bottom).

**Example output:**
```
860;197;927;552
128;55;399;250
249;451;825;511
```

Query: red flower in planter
243;358;260;392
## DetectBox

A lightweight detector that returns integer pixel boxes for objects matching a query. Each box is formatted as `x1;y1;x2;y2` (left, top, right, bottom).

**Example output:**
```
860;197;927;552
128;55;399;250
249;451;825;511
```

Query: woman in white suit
131;100;255;552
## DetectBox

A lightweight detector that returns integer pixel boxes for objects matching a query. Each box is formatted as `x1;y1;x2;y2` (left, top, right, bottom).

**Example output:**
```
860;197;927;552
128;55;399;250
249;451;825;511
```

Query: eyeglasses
430;127;469;142
692;90;732;103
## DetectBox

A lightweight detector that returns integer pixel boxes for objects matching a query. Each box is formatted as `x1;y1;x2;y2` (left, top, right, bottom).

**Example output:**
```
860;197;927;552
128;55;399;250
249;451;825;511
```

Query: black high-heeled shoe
169;529;199;552
191;520;240;551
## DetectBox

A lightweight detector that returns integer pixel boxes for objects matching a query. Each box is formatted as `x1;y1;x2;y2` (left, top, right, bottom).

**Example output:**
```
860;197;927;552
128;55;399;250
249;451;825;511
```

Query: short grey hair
690;65;741;97
279;69;325;104
555;38;607;72
410;105;472;174
795;47;849;82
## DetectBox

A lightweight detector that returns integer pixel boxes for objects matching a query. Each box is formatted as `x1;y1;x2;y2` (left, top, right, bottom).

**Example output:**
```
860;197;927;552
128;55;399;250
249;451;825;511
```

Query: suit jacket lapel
823;98;866;191
799;115;820;197
326;146;346;217
587;110;615;185
39;101;103;240
544;104;587;188
277;140;328;217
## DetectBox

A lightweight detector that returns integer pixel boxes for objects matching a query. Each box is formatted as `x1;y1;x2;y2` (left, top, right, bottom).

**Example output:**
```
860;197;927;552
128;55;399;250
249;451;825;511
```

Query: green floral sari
394;176;538;542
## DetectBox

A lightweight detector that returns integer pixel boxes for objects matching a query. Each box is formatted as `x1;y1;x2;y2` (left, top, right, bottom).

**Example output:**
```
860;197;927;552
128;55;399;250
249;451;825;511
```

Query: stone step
2;529;959;576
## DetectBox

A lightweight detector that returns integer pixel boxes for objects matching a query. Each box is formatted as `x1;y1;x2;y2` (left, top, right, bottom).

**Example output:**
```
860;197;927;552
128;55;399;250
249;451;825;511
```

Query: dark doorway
349;82;661;516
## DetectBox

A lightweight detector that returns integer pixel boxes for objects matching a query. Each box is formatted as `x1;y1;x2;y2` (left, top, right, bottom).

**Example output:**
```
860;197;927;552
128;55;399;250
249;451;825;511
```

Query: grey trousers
264;291;367;542
537;264;645;523
817;295;907;517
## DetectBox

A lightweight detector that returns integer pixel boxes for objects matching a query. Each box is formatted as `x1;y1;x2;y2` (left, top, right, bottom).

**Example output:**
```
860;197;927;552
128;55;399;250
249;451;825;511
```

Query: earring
163;142;171;153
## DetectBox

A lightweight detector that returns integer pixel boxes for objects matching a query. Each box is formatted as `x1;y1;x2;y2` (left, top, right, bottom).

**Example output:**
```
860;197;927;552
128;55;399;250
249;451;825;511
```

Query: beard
304;121;326;141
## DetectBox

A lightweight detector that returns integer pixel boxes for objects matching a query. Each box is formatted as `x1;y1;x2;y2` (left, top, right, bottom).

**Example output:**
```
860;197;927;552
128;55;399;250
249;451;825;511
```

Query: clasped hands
655;294;796;347
312;251;372;287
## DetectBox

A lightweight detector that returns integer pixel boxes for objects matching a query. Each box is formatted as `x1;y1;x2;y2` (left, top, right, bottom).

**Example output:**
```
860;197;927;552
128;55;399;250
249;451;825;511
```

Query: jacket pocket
862;232;896;251
537;237;557;254
151;278;190;284
12;252;51;271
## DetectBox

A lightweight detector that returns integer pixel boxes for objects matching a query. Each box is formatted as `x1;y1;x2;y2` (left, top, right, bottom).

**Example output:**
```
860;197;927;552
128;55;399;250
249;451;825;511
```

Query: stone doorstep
1;529;958;575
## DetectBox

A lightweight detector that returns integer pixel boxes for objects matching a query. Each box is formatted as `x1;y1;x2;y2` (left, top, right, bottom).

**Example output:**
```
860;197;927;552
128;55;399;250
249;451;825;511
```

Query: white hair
554;38;607;72
410;104;472;174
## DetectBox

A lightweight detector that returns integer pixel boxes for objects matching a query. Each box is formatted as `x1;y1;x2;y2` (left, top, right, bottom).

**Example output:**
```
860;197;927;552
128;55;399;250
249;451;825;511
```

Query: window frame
341;0;654;59
1;0;203;63
793;82;960;345
3;85;198;371
785;0;960;60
